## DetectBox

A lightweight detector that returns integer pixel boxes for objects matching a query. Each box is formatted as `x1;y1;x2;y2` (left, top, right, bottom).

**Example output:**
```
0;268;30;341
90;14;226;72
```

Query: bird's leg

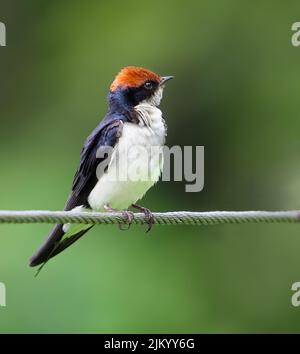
103;204;134;230
131;204;155;232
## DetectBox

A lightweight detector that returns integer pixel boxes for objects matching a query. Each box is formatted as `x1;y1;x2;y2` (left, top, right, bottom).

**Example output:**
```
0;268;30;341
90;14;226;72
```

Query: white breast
88;104;167;211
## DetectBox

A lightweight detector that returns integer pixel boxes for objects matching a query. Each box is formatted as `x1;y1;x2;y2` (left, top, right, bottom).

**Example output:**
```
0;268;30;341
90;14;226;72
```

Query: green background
0;0;300;333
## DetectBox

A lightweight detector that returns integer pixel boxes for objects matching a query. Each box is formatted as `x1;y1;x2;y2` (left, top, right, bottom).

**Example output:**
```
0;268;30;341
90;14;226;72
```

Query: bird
29;66;173;270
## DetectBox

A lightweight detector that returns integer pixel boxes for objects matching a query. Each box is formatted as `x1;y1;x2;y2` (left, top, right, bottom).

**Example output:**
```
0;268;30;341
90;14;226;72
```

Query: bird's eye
144;81;153;90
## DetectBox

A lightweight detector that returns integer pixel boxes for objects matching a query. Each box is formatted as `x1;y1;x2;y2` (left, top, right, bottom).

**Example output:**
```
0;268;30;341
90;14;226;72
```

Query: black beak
160;76;174;86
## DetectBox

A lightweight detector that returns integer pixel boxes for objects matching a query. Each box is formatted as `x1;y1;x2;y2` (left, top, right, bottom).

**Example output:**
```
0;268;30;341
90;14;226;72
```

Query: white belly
88;105;166;211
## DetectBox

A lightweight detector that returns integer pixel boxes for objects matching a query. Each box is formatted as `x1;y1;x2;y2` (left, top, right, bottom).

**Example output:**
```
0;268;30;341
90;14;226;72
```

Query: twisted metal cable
0;210;299;226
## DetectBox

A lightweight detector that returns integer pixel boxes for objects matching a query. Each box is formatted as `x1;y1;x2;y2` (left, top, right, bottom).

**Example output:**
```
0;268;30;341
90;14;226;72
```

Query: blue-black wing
29;116;125;267
65;118;124;210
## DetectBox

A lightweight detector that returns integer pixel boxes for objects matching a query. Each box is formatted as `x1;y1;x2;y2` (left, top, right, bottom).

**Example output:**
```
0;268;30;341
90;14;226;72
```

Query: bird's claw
104;204;134;231
144;209;155;233
119;210;134;231
131;204;155;232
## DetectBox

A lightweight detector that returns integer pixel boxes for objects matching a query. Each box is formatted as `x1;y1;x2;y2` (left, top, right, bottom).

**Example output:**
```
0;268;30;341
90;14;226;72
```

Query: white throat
144;86;164;107
133;86;165;127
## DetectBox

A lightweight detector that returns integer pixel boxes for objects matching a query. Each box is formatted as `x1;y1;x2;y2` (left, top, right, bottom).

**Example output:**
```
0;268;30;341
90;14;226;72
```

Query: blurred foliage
0;0;300;333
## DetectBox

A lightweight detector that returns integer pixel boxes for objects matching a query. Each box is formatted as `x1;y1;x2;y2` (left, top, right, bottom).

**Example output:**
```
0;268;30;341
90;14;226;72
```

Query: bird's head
110;66;173;107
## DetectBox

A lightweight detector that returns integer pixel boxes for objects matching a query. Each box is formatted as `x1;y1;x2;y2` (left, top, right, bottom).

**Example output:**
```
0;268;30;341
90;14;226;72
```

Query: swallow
29;66;173;270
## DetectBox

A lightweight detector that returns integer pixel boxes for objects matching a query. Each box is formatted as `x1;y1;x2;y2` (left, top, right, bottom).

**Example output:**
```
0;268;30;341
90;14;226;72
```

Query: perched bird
29;66;173;269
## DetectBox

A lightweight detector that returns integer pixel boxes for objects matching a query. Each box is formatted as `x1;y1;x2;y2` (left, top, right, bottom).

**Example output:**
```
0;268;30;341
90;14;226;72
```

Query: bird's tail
29;223;93;273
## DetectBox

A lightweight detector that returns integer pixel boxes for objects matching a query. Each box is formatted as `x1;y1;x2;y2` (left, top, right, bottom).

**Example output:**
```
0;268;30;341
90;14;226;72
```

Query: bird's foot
104;204;134;230
131;204;155;232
